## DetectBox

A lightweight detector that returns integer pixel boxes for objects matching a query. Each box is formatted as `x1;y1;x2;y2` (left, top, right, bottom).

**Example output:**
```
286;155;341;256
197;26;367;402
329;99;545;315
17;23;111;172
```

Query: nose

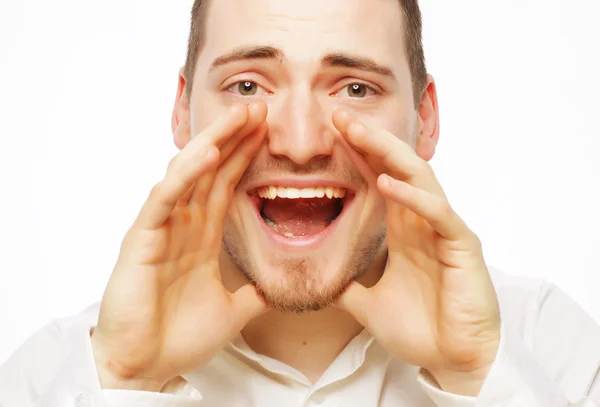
266;86;335;165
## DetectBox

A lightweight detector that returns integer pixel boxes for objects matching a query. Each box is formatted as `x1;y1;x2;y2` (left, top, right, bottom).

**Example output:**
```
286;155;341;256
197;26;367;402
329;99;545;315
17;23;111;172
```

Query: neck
220;249;387;383
242;305;364;383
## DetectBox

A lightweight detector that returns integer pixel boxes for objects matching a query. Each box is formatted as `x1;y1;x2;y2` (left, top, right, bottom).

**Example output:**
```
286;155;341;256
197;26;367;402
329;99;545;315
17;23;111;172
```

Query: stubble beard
225;152;388;313
223;228;386;314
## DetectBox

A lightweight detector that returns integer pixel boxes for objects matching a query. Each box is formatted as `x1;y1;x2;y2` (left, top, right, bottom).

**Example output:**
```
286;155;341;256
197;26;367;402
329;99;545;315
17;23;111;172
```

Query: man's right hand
90;103;269;392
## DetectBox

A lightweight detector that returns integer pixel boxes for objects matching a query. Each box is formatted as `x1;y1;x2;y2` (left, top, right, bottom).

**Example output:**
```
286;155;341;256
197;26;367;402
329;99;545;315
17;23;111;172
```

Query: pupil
349;84;366;97
239;81;257;96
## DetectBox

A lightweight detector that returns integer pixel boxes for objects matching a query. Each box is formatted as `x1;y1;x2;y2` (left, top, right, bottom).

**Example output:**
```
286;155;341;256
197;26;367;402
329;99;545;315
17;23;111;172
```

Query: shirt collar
226;329;376;388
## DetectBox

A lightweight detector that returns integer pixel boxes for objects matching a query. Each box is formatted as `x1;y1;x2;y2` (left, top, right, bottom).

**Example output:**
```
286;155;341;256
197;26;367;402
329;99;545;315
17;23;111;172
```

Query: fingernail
382;174;393;188
197;145;208;157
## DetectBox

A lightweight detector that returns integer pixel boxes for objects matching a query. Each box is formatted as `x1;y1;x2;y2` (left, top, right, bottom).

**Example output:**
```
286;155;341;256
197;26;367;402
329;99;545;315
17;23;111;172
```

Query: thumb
335;281;371;328
231;284;268;328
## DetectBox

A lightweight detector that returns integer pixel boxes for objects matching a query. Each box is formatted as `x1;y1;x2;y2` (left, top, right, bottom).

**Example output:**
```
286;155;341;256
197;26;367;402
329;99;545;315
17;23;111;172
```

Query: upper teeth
257;186;346;200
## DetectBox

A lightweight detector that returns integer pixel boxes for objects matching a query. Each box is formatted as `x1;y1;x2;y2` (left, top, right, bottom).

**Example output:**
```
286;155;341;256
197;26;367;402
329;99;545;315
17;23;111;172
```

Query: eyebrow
209;46;283;70
321;53;396;79
209;46;395;79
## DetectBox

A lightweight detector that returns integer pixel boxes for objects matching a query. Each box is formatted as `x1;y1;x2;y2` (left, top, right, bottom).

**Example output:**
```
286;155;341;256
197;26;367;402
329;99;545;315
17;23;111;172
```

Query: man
1;0;599;405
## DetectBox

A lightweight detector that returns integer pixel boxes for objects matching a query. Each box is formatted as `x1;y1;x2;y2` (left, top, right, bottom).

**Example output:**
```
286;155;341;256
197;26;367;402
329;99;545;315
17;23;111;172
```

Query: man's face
186;0;419;312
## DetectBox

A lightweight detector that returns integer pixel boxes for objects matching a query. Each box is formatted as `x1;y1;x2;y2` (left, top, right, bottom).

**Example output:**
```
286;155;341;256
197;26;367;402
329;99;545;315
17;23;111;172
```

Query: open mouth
249;186;355;242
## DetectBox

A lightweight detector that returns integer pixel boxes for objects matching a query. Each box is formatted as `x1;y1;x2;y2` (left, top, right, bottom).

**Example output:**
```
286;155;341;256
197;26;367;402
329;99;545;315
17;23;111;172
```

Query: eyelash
224;80;379;98
225;81;271;97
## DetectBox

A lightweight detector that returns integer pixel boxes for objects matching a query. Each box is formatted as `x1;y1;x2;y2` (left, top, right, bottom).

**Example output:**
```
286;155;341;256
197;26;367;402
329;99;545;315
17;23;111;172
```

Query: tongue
262;198;338;237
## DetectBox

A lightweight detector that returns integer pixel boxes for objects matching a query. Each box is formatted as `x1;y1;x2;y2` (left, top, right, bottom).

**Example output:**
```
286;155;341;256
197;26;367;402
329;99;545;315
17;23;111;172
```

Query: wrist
95;366;166;392
427;333;501;396
90;327;168;392
425;364;492;396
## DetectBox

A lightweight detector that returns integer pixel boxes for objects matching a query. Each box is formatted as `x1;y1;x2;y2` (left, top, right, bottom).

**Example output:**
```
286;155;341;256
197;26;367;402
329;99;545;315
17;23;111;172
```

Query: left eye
228;81;268;96
343;83;375;98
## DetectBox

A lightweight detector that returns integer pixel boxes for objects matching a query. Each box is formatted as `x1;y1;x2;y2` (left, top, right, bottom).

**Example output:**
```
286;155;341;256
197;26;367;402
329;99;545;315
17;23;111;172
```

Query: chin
252;255;357;313
224;228;385;314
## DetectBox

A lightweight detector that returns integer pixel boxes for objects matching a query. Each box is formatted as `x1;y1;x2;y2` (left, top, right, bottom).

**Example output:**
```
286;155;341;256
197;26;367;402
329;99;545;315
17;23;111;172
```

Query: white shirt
1;267;599;407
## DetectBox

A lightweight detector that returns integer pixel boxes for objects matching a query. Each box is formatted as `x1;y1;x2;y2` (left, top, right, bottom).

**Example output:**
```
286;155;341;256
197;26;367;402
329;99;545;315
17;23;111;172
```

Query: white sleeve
0;318;203;406
418;283;600;407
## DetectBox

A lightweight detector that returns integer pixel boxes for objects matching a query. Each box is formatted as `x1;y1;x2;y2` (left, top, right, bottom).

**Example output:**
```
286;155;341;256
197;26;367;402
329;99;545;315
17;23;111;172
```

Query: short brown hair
184;0;427;107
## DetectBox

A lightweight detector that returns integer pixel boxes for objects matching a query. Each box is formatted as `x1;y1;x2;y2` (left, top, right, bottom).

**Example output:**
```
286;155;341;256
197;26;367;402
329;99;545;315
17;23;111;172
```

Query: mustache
239;155;367;187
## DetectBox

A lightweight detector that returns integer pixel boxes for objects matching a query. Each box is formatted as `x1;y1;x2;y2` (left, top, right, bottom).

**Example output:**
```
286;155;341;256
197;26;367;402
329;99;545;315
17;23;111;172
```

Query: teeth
286;188;300;199
300;188;315;198
257;186;347;200
264;217;275;228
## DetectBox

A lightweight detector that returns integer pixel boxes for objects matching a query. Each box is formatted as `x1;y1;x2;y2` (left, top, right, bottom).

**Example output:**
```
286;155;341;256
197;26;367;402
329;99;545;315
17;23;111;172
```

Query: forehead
200;0;408;73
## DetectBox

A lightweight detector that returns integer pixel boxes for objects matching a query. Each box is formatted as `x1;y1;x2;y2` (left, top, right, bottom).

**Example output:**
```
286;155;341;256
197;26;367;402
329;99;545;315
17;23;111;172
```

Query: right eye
227;81;269;97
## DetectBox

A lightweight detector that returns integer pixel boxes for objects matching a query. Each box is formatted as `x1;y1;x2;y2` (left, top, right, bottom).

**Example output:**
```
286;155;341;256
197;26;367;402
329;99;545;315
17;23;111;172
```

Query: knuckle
166;156;178;172
435;198;453;218
120;229;135;251
196;144;213;160
470;232;483;250
148;182;166;200
191;145;218;174
218;172;237;192
418;160;433;176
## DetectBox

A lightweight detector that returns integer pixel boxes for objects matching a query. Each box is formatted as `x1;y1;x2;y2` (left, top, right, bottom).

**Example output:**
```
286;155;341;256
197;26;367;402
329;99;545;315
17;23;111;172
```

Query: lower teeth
262;217;301;238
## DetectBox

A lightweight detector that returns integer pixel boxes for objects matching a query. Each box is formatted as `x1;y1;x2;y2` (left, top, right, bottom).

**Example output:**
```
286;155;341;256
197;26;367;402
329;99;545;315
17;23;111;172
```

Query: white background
0;0;599;364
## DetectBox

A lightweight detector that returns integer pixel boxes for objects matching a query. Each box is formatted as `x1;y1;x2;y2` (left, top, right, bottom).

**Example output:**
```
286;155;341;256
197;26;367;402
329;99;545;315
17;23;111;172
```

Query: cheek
381;114;416;146
352;190;386;240
189;91;240;135
345;102;414;142
371;196;387;223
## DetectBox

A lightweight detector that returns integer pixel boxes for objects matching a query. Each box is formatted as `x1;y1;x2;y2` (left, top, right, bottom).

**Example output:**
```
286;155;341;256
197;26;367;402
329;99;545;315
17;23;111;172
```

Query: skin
92;0;501;397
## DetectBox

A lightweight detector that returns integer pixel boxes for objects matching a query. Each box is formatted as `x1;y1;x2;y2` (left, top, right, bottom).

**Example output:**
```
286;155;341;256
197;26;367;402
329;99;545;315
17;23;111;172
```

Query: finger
176;104;248;167
189;103;267;206
133;146;220;230
378;173;470;241
200;103;249;148
152;104;251;209
179;167;217;208
203;122;268;251
332;108;362;150
332;108;426;182
334;281;370;329
219;102;268;163
334;131;379;187
231;284;269;327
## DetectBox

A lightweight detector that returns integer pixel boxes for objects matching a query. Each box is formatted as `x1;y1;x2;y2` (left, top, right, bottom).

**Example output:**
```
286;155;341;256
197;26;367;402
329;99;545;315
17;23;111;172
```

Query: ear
415;74;440;162
172;67;192;150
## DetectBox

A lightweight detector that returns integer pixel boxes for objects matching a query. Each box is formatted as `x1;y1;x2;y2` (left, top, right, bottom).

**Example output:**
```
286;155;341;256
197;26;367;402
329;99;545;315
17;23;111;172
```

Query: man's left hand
332;109;501;396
